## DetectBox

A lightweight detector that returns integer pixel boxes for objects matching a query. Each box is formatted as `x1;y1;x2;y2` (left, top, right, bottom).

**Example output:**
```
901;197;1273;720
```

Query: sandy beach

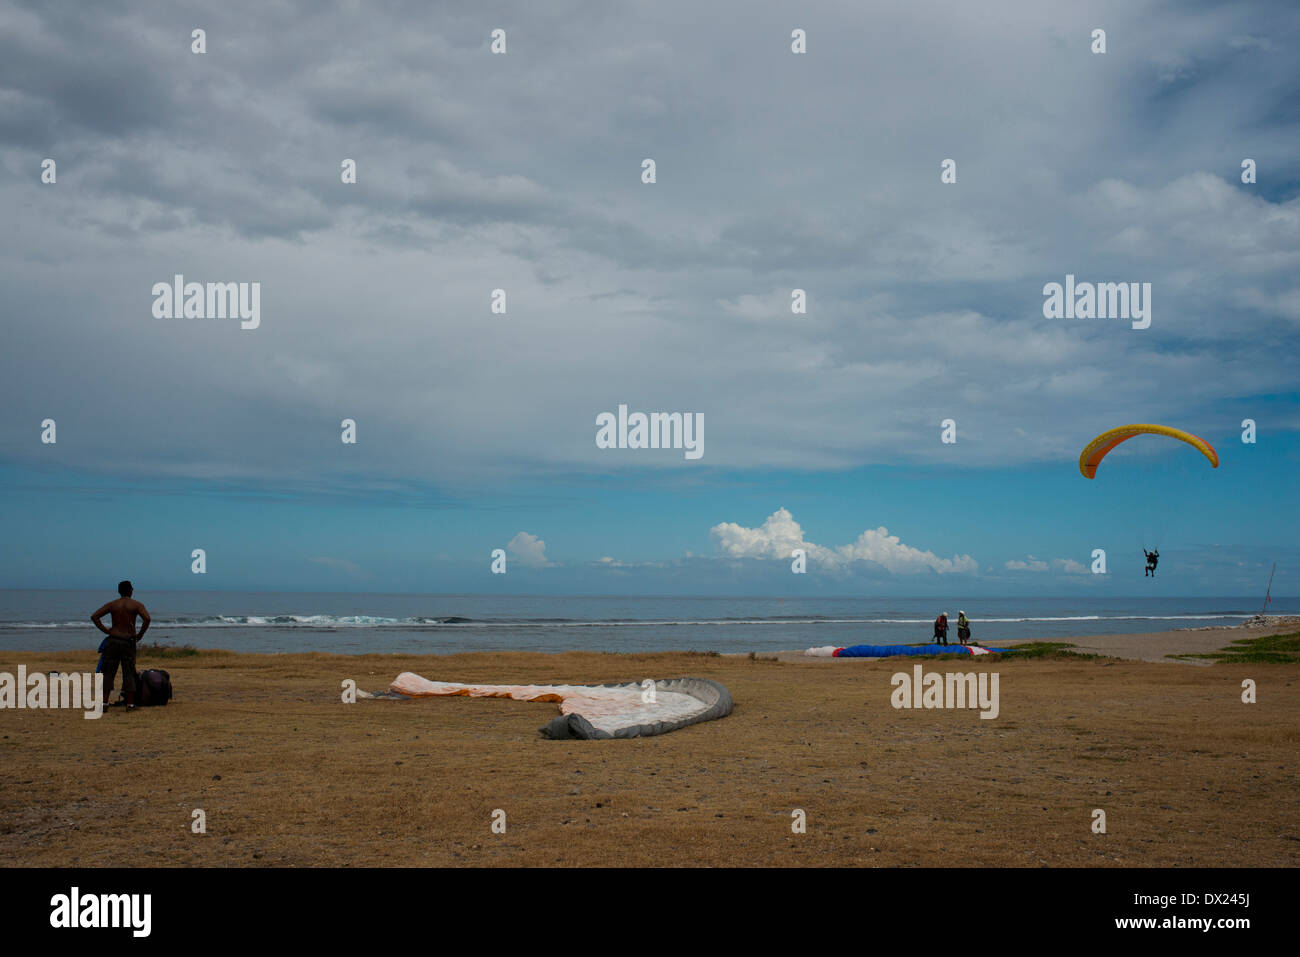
2;619;1297;867
774;615;1300;664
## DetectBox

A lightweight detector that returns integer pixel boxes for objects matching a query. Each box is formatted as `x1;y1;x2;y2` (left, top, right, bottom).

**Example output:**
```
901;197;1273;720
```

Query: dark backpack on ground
135;669;173;706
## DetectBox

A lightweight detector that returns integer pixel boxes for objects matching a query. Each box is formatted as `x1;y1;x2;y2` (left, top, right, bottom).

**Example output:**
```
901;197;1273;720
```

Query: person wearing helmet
957;611;971;645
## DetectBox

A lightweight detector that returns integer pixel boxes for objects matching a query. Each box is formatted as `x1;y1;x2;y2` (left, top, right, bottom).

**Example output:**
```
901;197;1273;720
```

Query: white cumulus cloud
1052;558;1090;574
1005;555;1089;574
709;508;977;575
1005;556;1050;572
507;531;551;567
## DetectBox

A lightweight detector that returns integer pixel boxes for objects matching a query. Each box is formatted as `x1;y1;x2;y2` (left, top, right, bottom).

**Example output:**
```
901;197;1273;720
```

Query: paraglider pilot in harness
933;612;949;646
1144;549;1159;577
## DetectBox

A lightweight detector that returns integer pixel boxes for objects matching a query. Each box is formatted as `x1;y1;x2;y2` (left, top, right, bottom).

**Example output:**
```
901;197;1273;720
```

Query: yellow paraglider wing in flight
1079;424;1219;479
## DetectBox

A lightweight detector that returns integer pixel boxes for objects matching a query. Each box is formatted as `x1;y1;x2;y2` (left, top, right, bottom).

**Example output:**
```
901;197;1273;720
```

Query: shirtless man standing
91;581;151;711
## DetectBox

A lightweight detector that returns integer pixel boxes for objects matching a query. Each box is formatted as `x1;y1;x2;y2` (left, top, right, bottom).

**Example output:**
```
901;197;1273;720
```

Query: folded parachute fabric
806;644;1004;658
385;673;734;740
805;645;841;657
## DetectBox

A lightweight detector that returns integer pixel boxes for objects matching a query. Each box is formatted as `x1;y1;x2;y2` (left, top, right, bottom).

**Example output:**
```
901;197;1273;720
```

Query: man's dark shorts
102;636;137;694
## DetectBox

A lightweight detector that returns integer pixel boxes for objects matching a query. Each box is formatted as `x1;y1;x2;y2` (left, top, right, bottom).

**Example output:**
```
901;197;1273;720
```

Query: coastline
772;615;1300;664
981;614;1300;664
2;618;1297;867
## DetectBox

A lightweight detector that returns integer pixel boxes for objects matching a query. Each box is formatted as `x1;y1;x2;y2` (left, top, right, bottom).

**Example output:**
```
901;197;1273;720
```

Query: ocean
0;590;1288;656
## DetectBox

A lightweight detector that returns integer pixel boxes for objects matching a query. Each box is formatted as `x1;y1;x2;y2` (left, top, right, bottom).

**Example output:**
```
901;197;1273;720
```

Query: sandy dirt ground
986;617;1300;664
1;621;1297;867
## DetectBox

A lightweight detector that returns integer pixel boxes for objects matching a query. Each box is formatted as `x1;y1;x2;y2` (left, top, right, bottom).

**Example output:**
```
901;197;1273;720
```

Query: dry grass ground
2;643;1297;867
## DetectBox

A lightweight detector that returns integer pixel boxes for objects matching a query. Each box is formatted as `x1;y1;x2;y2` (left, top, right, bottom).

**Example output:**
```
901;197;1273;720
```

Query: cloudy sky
1;0;1297;596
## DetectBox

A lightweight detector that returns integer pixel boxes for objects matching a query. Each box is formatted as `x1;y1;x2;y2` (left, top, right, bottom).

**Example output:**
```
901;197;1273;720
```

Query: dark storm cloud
0;0;1297;489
